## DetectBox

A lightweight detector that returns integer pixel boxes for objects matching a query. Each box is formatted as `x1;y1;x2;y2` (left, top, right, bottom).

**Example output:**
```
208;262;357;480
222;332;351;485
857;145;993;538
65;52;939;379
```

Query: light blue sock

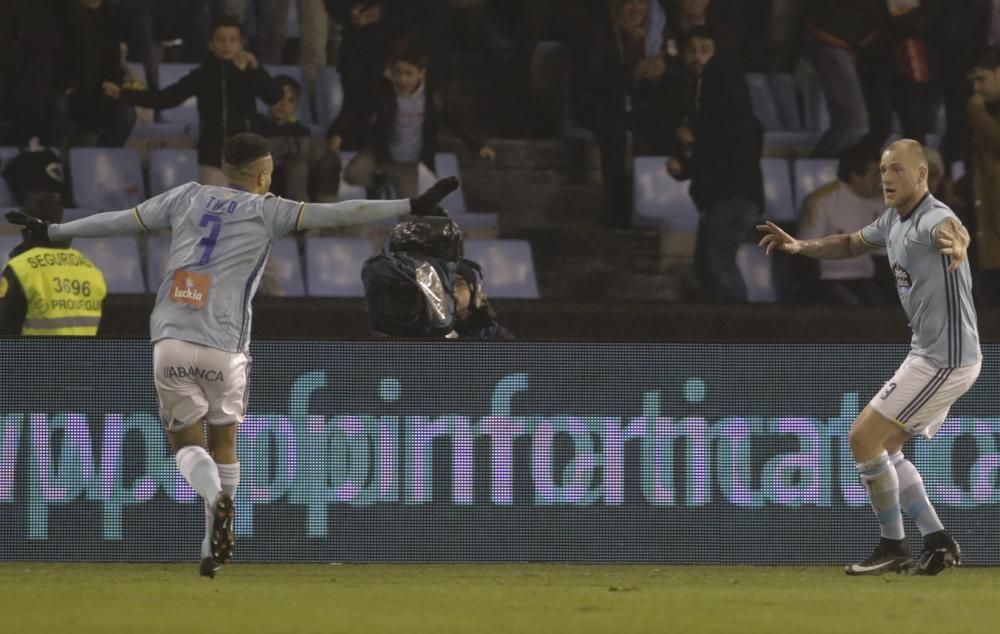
891;451;944;536
857;451;904;540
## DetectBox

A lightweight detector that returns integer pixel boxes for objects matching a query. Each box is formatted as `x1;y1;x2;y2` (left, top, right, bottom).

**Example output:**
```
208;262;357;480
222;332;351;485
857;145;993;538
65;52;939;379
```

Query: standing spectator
120;0;212;81
328;38;494;199
0;193;108;336
798;143;887;305
926;0;991;167
211;0;292;64
803;0;885;158
666;25;763;302
301;0;333;83
965;48;1000;307
575;0;672;227
325;0;394;138
102;15;283;185
54;0;136;148
4;0;65;146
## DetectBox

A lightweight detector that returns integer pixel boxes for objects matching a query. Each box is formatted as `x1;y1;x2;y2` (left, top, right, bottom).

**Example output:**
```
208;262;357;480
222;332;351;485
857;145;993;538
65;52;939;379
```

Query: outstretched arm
757;221;876;259
6;208;147;241
48;209;148;240
294;177;460;231
935;217;971;273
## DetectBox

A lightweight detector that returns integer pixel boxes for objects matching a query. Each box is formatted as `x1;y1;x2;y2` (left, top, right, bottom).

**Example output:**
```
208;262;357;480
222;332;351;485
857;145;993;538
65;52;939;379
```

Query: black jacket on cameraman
326;75;484;173
118;59;282;167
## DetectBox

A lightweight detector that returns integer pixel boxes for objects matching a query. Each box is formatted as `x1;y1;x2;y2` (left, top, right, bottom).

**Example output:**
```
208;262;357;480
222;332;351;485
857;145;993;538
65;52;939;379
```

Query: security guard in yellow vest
0;194;107;335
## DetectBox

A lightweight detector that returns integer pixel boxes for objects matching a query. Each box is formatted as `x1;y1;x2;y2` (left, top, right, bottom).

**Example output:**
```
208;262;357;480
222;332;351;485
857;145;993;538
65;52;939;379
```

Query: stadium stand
463;239;540;299
792;158;838;213
0;146;18;206
73;237;146;293
631;156;700;232
149;149;199;195
69;148;147;210
264;237;307;296
761;158;796;222
305;236;373;296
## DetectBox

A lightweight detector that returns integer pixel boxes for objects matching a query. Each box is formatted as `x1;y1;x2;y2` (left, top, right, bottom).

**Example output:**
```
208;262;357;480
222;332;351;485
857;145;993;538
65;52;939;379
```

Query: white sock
857;451;904;540
891;451;944;536
217;462;240;499
175;445;222;503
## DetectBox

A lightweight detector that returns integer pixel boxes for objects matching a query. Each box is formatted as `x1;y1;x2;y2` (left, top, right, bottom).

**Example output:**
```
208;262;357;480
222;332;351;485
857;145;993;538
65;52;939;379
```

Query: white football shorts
868;353;980;438
153;338;250;430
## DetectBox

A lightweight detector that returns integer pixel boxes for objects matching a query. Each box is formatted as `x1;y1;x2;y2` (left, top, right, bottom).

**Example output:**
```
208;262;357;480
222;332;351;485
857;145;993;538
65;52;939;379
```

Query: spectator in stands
1;138;66;206
803;0;885;158
575;0;672;227
253;75;313;201
797;143;886;306
3;1;64;146
328;37;494;199
0;193;107;336
860;1;936;150
666;25;763;303
53;0;135;148
965;48;1000;307
926;0;991;167
120;0;211;81
664;0;735;66
211;0;292;64
102;15;283;185
453;262;514;340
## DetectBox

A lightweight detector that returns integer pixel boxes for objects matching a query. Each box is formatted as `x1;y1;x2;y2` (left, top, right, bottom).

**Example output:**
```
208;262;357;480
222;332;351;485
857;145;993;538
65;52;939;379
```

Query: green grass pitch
2;563;999;633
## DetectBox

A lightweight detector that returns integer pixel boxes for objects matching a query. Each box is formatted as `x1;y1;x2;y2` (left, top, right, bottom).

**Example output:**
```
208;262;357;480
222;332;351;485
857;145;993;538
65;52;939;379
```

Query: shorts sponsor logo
162;366;225;381
170;269;211;308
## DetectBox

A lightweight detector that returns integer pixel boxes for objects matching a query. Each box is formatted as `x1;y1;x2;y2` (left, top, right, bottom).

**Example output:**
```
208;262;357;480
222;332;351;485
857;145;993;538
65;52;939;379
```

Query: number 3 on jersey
198;213;223;265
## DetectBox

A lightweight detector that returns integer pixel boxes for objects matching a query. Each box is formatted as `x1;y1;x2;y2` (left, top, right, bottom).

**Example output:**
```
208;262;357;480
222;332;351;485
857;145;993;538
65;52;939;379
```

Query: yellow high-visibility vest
5;246;108;336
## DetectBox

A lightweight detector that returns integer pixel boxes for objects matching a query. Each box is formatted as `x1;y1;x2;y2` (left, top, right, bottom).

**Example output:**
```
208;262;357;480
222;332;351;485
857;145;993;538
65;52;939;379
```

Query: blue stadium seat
315;66;345;126
156;64;200;131
69;147;147;210
952;161;965;181
305;236;374;296
150;149;198;195
61;208;99;223
761;159;795;222
767;73;803;131
802;75;830;133
736;244;777;303
0;146;19;206
74;237;147;293
336;151;367;201
265;237;306;296
416;153;466;213
746;73;783;132
632;156;699;231
450;212;497;228
464;239;540;299
0;233;19;260
259;65;311;125
793;158;838;212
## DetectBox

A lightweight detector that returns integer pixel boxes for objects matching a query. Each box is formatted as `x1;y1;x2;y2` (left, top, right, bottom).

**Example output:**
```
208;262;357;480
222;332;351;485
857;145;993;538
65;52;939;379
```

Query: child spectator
252;74;314;201
327;37;494;199
102;15;282;185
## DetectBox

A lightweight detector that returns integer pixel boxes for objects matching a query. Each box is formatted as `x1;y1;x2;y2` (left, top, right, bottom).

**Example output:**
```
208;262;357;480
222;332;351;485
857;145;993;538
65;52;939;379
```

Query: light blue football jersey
860;192;980;368
50;182;410;352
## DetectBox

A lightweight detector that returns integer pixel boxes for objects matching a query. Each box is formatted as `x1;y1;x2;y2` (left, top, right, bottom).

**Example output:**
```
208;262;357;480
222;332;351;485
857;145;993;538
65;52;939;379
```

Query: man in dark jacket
327;37;493;199
56;0;135;147
102;14;282;184
667;25;763;303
